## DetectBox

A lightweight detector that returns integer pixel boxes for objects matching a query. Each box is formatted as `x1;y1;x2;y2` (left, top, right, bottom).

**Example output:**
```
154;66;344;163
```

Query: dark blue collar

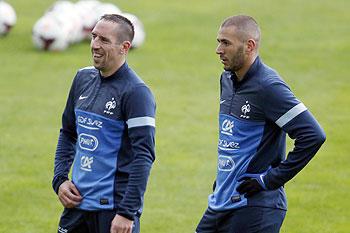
100;62;129;80
231;56;261;85
244;56;261;79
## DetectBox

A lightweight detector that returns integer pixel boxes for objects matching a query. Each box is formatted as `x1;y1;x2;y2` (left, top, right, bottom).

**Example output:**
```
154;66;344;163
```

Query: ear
246;39;257;53
120;41;132;55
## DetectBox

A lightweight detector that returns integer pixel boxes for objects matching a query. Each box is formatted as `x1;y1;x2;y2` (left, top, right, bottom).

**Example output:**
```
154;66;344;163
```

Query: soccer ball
32;14;69;51
48;3;84;44
0;1;17;36
121;13;145;48
47;0;75;14
46;1;84;44
95;3;122;19
50;10;84;45
75;0;101;40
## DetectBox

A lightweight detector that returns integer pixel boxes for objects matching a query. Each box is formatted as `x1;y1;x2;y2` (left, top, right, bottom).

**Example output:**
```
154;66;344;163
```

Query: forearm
52;129;76;194
116;156;153;220
264;111;326;189
116;128;155;220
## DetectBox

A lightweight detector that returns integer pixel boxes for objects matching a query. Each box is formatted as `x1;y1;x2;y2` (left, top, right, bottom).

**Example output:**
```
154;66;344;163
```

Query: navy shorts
196;206;286;233
57;208;140;233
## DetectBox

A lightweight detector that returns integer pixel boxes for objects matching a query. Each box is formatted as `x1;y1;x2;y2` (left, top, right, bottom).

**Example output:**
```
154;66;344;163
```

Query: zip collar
230;56;261;86
99;62;129;81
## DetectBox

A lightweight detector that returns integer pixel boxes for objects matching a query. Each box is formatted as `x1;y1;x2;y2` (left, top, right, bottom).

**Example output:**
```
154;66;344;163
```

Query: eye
217;39;230;46
100;37;111;44
222;40;230;46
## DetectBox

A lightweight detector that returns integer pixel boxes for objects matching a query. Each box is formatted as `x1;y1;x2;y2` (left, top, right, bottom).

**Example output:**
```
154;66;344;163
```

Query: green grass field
0;0;349;232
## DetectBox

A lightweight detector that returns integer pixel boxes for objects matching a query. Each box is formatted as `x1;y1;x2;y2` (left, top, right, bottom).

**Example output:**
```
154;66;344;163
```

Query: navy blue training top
208;57;325;211
52;62;156;220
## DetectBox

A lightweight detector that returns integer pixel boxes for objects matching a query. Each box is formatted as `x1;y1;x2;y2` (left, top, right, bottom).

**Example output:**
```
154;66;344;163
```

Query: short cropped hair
100;14;135;44
221;15;261;47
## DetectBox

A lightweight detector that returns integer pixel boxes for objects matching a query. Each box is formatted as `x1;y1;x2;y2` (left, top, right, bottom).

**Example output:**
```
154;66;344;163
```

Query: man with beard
195;15;326;233
52;14;156;233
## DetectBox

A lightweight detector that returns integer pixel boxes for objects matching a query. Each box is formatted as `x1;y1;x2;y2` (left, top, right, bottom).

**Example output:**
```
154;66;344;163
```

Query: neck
234;54;258;82
100;58;126;77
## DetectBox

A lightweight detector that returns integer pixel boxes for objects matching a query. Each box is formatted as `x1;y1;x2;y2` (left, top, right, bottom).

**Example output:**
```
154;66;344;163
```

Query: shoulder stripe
127;116;155;129
275;103;307;128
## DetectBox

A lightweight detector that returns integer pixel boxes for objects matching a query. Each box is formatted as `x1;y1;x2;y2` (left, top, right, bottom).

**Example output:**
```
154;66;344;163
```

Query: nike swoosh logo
220;100;226;104
79;95;88;100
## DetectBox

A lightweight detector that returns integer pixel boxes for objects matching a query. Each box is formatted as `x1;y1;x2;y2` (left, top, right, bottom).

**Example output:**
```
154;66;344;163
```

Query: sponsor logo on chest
80;155;94;172
78;133;99;151
221;119;234;136
218;139;240;151
78;116;103;130
218;155;235;171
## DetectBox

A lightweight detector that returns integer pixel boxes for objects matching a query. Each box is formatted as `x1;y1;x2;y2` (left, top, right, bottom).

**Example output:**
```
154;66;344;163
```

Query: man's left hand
110;214;133;233
236;173;267;197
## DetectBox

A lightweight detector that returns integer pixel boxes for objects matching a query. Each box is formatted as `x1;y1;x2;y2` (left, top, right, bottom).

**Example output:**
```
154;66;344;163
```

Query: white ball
95;3;122;19
47;0;75;14
47;1;85;43
121;13;146;48
64;12;84;44
47;9;84;44
75;0;101;39
32;14;69;51
0;1;17;36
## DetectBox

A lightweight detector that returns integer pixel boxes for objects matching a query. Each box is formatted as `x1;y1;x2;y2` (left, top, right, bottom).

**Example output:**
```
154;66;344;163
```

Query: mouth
220;57;228;64
93;53;103;59
92;50;104;60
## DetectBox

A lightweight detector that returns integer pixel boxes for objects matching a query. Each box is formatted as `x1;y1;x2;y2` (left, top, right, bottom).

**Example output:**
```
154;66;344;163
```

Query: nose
91;37;100;50
216;44;223;55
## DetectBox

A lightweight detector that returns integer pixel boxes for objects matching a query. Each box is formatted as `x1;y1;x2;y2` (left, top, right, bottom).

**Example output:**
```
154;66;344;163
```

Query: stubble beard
92;56;105;72
225;45;245;72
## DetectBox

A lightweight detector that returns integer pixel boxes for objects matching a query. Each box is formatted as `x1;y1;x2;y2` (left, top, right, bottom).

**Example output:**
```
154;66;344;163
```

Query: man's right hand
58;180;82;208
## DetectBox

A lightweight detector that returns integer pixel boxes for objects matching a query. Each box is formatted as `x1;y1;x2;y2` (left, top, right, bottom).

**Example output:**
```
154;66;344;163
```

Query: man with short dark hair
53;14;156;233
195;15;326;233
